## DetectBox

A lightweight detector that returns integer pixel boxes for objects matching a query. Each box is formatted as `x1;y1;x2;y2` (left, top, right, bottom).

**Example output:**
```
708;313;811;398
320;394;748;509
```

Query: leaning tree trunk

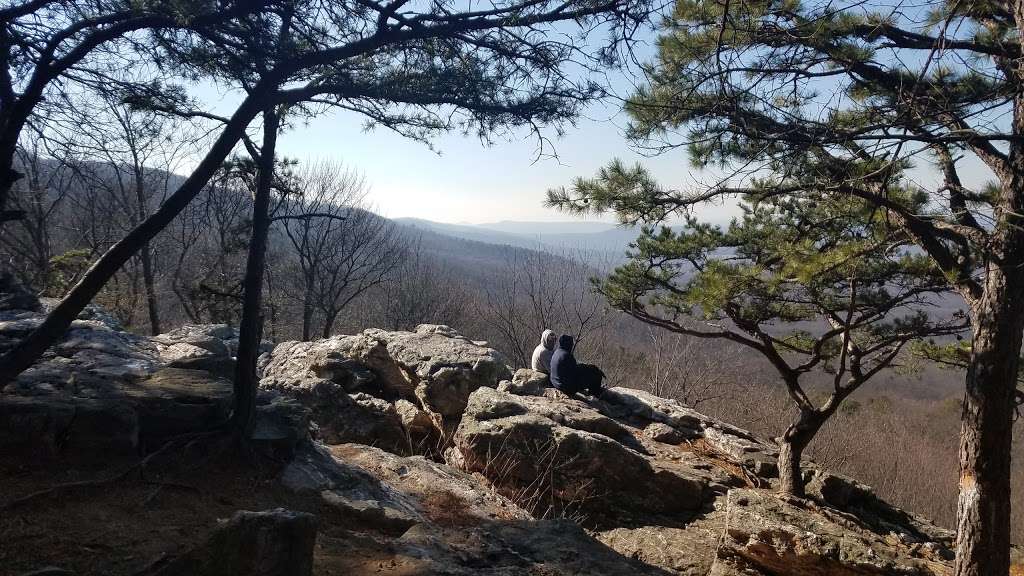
954;270;1023;576
0;93;265;385
777;409;825;497
232;106;279;441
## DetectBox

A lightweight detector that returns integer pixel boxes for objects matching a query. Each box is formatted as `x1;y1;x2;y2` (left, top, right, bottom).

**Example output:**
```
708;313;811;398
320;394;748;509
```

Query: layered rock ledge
0;302;966;575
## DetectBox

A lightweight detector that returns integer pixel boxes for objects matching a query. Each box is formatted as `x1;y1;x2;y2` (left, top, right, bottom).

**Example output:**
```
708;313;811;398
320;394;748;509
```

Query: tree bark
139;242;161;335
0;94;264;385
301;283;314;342
134;166;161;336
777;410;823;497
953;271;1022;576
232;106;279;441
321;309;339;339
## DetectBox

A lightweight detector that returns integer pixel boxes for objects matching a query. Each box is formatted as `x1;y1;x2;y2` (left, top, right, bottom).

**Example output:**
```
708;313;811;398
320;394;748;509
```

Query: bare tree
56;87;194;333
641;327;734;409
382;236;468;331
480;248;611;367
278;163;407;339
0;133;78;290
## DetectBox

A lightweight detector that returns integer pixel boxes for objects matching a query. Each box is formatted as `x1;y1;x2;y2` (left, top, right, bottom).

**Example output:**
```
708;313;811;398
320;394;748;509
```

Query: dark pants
557;363;604;397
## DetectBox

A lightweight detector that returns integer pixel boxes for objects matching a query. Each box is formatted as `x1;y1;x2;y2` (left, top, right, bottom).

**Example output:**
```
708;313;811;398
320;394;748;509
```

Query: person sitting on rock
549;334;604;398
531;329;557;374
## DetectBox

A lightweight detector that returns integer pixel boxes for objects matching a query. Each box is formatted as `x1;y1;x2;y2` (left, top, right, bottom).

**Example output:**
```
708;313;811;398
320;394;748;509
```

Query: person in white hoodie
531;329;557;374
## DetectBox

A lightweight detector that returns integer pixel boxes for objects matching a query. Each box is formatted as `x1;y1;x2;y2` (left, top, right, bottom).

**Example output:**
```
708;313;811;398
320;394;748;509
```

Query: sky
271;98;724;226
183;22;744;228
187;3;1001;229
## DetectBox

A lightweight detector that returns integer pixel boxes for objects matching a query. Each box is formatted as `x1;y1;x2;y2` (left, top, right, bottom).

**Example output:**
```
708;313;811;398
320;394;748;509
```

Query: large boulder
1;317;160;396
152;323;265;378
152;324;233;362
0;366;233;458
260;325;511;449
259;332;411;400
380;325;511;417
260;375;410;454
450;387;713;528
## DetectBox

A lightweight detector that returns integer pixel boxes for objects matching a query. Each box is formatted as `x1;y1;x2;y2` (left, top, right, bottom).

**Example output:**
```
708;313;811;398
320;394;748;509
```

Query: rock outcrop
0;302;257;458
710;490;951;575
0;307;965;576
259;325;510;453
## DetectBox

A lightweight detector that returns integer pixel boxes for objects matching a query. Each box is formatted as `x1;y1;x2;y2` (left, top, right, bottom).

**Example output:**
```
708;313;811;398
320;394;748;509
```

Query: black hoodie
549;334;576;391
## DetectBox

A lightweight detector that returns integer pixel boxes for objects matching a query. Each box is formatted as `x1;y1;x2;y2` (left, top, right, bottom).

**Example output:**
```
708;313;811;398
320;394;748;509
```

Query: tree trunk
954;273;1022;576
134;167;161;336
321;309;339;339
0;114;27;226
777;410;823;497
139;242;161;335
301;284;314;342
232;106;279;441
0;94;264;385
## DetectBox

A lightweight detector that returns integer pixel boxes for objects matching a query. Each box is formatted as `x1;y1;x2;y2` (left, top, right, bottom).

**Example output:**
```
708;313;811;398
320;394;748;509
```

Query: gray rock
333;443;531;524
280;441;423;533
709;489;952;576
602;387;708;431
643;422;688;444
497;368;547;396
260;326;510;434
260;334;409;399
452;387;709;528
152;508;317;576
152;324;238;364
261;373;410;453
391;520;673;575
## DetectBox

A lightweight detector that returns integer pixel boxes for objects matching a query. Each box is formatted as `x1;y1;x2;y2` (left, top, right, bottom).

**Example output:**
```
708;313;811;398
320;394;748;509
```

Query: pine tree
549;0;1024;571
566;183;965;495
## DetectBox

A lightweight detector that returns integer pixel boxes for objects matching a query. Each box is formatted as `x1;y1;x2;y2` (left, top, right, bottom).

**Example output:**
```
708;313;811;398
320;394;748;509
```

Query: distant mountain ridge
394;217;640;257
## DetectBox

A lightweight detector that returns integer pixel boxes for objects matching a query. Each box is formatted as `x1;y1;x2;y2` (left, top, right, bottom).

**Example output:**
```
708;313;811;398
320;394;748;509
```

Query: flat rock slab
710;489;952;576
393;519;674;575
0;368;233;458
598;510;726;576
332;443;530;526
280;441;424;533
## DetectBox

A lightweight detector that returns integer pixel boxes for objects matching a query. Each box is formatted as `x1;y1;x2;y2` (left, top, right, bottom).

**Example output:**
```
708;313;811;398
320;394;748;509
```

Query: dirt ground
0;440;409;576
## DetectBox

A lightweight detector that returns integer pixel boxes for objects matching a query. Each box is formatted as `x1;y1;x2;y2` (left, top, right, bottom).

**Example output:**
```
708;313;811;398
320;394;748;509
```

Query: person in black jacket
549;334;604;397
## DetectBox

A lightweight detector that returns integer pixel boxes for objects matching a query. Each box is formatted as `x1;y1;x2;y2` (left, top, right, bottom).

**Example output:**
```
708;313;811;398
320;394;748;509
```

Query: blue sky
272;97;728;225
188;3;1001;228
